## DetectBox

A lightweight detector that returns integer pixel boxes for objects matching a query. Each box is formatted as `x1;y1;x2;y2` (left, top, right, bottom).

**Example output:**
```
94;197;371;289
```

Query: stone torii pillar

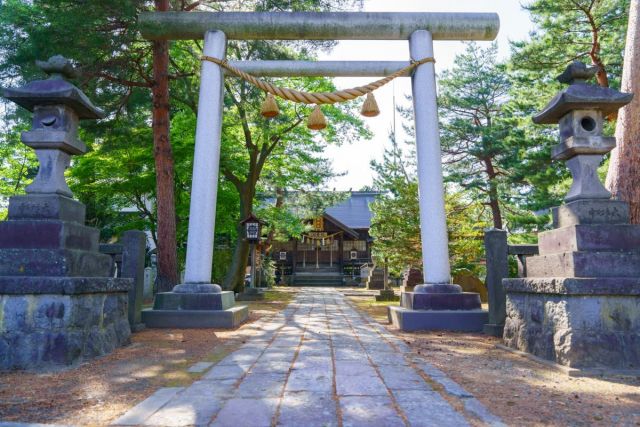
182;30;227;288
410;30;451;286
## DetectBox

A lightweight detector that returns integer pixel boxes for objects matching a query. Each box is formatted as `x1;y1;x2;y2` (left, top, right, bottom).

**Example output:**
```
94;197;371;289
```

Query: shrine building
270;191;380;286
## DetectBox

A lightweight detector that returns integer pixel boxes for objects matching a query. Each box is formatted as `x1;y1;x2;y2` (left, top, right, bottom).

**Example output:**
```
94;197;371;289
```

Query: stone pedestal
389;284;488;332
504;200;640;369
0;195;132;370
141;285;248;329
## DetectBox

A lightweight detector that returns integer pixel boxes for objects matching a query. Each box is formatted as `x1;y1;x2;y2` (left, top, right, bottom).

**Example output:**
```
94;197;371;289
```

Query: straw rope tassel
361;92;380;117
307;105;327;130
261;93;279;118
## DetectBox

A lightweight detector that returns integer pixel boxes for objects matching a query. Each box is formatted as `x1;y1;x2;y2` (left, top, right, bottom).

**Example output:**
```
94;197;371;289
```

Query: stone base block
0;220;100;251
375;289;399;302
152;290;236;311
141;306;249;329
504;277;640;369
538;224;640;254
552;199;629;228
388;306;488;332
8;194;86;223
0;248;113;277
0;277;131;370
526;251;640;278
237;288;265;301
401;291;482;310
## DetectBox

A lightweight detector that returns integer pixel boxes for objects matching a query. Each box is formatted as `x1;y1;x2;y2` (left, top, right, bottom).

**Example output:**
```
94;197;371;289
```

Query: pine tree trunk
152;0;179;292
484;158;503;229
606;0;640;223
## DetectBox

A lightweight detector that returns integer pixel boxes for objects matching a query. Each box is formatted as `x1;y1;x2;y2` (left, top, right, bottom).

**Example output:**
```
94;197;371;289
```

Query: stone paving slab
114;288;503;426
277;392;338;427
340;395;405;427
111;387;183;426
392;390;470;427
211;397;279;427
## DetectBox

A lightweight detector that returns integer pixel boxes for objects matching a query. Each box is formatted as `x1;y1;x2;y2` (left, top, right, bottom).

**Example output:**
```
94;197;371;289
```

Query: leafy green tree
0;0;223;290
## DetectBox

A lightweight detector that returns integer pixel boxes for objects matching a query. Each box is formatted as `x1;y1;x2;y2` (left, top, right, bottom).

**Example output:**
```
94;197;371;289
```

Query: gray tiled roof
325;191;381;229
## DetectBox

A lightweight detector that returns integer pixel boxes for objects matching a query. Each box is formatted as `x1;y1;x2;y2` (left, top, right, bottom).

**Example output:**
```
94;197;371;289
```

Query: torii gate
139;11;500;288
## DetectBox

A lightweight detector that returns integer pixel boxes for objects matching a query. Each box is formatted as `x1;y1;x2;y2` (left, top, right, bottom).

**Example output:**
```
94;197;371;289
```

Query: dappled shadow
0;290;296;425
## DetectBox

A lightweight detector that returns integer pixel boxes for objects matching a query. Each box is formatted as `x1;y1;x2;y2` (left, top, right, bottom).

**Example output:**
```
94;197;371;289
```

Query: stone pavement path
114;288;502;427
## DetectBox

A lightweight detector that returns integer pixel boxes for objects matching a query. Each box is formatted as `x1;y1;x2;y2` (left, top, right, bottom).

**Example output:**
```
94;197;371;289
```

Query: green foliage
0;117;36;219
438;42;564;232
512;0;629;88
369;132;488;277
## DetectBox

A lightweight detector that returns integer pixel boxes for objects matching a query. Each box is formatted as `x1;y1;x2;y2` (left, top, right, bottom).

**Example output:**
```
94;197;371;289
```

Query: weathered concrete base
503;277;640;369
375;289;399;302
390;288;487;332
388;306;488;332
0;277;131;370
141;306;248;328
142;289;248;329
153;290;236;310
401;290;482;310
237;287;265;301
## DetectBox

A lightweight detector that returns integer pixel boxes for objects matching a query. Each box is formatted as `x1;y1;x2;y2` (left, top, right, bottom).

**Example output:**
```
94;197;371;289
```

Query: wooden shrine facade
269;192;378;279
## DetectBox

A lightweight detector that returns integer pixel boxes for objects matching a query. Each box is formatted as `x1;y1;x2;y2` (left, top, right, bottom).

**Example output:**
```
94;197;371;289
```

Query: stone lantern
0;56;132;370
533;61;632;205
237;214;266;301
502;61;639;371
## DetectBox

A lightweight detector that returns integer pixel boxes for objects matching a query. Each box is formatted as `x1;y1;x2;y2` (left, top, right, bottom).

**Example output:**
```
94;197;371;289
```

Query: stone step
294;272;343;277
526;251;640;278
538;224;640;254
0;220;100;252
0;248;113;277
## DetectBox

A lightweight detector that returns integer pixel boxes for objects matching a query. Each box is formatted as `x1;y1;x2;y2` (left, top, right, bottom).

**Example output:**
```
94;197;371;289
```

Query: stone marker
483;229;508;336
120;230;147;330
503;61;639;370
0;56;132;370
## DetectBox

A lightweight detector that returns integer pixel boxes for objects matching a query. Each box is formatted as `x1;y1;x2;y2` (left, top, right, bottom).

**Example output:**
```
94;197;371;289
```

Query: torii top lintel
138;12;499;41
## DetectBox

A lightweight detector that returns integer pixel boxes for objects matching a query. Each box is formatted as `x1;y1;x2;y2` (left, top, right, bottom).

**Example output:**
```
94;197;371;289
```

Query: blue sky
320;0;536;190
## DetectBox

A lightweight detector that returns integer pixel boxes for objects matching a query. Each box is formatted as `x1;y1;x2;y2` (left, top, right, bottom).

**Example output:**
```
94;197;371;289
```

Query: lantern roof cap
240;213;266;225
3;55;105;119
532;61;632;124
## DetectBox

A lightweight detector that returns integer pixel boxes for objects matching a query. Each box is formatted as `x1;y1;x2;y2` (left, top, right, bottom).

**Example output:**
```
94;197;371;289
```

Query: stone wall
0;278;131;370
504;278;640;369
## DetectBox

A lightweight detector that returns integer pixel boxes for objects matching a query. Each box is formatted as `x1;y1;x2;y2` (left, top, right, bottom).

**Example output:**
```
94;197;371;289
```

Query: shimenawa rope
201;55;435;105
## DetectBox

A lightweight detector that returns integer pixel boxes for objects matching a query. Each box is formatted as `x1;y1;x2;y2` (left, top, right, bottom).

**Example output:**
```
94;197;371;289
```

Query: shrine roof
325;191;381;230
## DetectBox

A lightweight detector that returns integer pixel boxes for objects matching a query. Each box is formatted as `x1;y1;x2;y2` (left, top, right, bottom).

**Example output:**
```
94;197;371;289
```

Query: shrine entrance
138;11;499;287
